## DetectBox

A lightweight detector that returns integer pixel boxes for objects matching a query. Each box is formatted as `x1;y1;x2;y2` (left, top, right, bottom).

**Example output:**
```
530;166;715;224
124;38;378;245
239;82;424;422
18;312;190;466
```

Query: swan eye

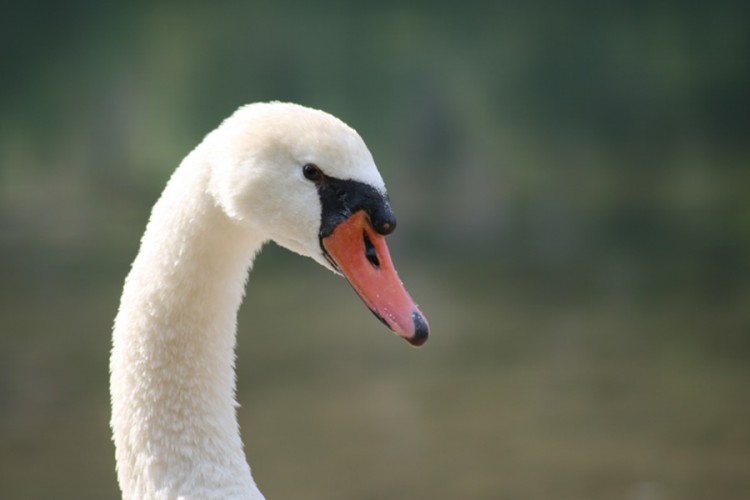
302;163;323;183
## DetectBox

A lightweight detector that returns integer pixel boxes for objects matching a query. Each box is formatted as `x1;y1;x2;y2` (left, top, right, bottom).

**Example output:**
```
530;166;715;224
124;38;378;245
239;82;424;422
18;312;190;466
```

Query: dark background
1;1;749;498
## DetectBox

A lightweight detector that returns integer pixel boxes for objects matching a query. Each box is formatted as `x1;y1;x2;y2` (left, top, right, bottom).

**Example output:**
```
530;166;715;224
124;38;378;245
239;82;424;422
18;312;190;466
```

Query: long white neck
110;148;266;499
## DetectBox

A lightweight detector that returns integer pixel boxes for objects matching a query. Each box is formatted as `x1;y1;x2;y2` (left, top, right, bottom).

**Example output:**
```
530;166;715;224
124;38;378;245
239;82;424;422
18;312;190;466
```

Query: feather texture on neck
111;145;266;499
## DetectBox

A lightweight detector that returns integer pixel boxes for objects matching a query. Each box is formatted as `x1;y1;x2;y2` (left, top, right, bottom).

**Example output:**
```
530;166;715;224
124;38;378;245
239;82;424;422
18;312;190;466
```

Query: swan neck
111;157;266;499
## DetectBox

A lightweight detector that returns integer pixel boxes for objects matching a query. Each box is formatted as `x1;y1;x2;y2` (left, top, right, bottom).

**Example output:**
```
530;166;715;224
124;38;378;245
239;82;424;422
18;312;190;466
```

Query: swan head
206;102;429;346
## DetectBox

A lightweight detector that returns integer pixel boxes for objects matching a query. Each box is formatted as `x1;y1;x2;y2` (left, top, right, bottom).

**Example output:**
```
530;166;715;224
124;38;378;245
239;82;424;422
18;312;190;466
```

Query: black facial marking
315;174;397;239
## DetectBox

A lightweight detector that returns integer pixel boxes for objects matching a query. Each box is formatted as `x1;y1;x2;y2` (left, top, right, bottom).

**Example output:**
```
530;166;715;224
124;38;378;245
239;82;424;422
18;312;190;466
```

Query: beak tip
407;311;429;347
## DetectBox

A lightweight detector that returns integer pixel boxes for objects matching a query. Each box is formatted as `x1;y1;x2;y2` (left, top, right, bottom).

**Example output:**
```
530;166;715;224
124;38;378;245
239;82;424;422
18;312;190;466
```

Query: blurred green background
2;1;749;499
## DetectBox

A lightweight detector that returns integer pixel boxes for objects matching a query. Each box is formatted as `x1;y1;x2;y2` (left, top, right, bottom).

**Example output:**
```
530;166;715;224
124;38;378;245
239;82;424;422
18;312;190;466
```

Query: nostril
363;231;380;269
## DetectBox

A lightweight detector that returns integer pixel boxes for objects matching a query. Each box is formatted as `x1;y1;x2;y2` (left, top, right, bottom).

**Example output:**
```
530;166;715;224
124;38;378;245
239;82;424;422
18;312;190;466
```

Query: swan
110;102;429;499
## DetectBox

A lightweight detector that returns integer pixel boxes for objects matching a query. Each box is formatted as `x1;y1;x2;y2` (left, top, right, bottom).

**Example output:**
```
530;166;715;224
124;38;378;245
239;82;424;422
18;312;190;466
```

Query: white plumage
110;102;426;499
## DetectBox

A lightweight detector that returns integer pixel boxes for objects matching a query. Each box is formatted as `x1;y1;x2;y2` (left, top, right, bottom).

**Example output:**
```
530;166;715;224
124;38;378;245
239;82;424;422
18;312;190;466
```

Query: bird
110;102;429;499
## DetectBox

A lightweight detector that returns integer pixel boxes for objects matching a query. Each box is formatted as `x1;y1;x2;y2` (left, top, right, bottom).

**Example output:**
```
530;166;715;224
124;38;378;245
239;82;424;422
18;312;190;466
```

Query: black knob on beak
365;201;397;235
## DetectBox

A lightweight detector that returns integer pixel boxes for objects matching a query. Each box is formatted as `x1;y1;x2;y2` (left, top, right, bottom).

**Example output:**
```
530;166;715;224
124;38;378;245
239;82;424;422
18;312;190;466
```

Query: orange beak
321;211;429;346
